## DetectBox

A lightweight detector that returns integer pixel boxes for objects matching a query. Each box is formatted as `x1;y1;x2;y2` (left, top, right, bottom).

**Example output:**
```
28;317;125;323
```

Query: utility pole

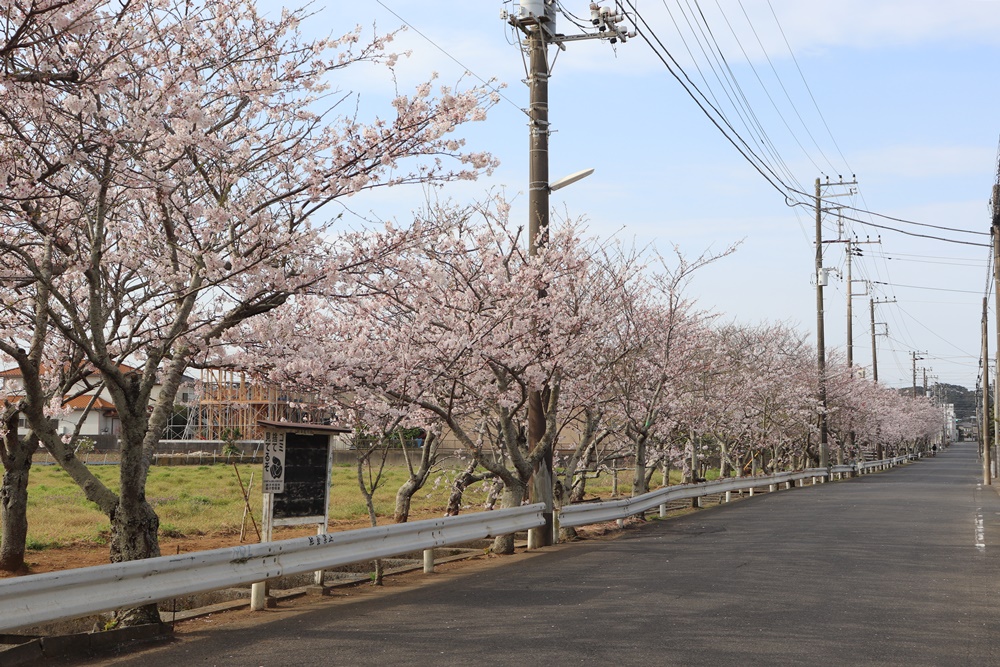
842;233;877;465
987;140;1000;482
869;297;892;460
869;298;894;385
524;3;551;552
982;297;991;484
815;176;857;469
508;1;633;549
843;236;879;371
911;351;926;399
992;187;1000;484
815;178;827;468
846;238;855;369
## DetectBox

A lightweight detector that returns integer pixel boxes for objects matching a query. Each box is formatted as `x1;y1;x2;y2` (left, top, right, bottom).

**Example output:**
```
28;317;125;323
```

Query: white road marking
976;484;987;551
976;507;986;551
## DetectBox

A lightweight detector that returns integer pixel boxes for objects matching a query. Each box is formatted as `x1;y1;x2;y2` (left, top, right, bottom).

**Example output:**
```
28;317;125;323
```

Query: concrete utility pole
987;143;1000;481
869;298;894;385
846;238;855;369
508;1;633;548
843;236;878;371
870;299;878;383
815;178;827;468
982;297;991;484
911;351;926;399
815;176;857;469
842;234;877;464
992;201;1000;483
524;5;551;551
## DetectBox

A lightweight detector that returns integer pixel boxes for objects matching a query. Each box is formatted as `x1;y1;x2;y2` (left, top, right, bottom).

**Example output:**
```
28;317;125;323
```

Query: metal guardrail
560;469;829;529
0;504;545;633
0;452;918;633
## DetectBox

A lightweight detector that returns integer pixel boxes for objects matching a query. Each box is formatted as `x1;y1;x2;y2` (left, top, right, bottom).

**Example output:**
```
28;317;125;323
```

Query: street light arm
549;168;594;192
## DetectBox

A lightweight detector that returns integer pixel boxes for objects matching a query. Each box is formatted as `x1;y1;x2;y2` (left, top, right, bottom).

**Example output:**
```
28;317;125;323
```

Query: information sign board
262;433;286;494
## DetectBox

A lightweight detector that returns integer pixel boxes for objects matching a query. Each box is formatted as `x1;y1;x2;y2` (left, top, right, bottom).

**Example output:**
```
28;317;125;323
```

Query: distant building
0;363;194;440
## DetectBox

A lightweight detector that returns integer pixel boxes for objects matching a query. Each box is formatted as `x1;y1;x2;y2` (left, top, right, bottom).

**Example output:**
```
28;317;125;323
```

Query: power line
871;281;984;295
374;0;526;115
833;212;991;248
624;0;802;201
764;0;853;174
730;0;841;175
838;205;989;236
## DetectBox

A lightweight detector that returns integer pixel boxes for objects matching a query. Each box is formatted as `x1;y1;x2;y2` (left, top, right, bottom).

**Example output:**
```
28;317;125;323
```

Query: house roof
0;394;115;411
64;395;116;410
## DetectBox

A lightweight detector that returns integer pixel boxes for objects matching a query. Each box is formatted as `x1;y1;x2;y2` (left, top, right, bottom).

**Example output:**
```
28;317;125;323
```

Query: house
0;363;196;440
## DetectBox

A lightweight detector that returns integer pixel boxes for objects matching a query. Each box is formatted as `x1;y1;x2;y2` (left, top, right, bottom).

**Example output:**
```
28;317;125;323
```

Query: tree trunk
570;470;588;503
394;432;437;523
0;435;37;572
393;478;418;524
632;435;648;496
108;498;161;626
491;480;526;555
446;459;479;516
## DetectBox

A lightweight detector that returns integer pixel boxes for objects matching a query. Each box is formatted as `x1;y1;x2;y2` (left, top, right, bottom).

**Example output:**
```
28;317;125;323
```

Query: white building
0;364;194;440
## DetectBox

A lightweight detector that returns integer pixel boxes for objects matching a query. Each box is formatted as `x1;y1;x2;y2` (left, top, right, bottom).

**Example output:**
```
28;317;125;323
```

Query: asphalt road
88;442;1000;666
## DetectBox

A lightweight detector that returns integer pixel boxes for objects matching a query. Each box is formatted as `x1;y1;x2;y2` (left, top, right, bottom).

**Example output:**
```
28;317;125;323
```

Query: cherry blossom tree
600;248;730;496
0;0;495;621
685;322;818;477
239;198;619;553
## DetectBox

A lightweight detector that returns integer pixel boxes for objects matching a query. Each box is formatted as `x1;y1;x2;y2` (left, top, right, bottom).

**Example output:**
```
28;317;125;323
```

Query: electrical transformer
519;0;556;27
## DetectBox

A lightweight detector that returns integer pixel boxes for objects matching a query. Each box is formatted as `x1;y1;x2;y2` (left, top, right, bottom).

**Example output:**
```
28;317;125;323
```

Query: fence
0;456;914;633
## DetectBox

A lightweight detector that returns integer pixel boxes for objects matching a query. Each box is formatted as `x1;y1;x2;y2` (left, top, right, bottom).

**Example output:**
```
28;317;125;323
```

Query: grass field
15;462;701;550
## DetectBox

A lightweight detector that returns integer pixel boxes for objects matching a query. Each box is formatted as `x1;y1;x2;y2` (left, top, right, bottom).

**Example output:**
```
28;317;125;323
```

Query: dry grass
16;461;699;549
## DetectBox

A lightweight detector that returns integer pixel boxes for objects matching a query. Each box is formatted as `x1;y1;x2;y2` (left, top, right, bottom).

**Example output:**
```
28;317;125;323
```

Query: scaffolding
195;369;330;441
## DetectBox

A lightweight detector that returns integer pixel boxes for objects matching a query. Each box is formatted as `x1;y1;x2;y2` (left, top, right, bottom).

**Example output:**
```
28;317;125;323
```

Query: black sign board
272;432;331;523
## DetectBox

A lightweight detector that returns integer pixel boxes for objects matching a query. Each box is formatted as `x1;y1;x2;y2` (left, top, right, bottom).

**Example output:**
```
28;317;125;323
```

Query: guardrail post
251;493;274;612
423;548;435;574
768;483;777;493
724;491;731;503
251;581;269;611
659;503;667;518
694;496;702;508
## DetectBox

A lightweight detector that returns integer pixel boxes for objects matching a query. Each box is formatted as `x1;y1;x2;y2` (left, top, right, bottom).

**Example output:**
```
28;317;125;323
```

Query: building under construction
193;369;333;441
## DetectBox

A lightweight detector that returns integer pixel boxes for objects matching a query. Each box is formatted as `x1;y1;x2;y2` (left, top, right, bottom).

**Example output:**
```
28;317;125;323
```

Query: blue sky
261;0;1000;391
